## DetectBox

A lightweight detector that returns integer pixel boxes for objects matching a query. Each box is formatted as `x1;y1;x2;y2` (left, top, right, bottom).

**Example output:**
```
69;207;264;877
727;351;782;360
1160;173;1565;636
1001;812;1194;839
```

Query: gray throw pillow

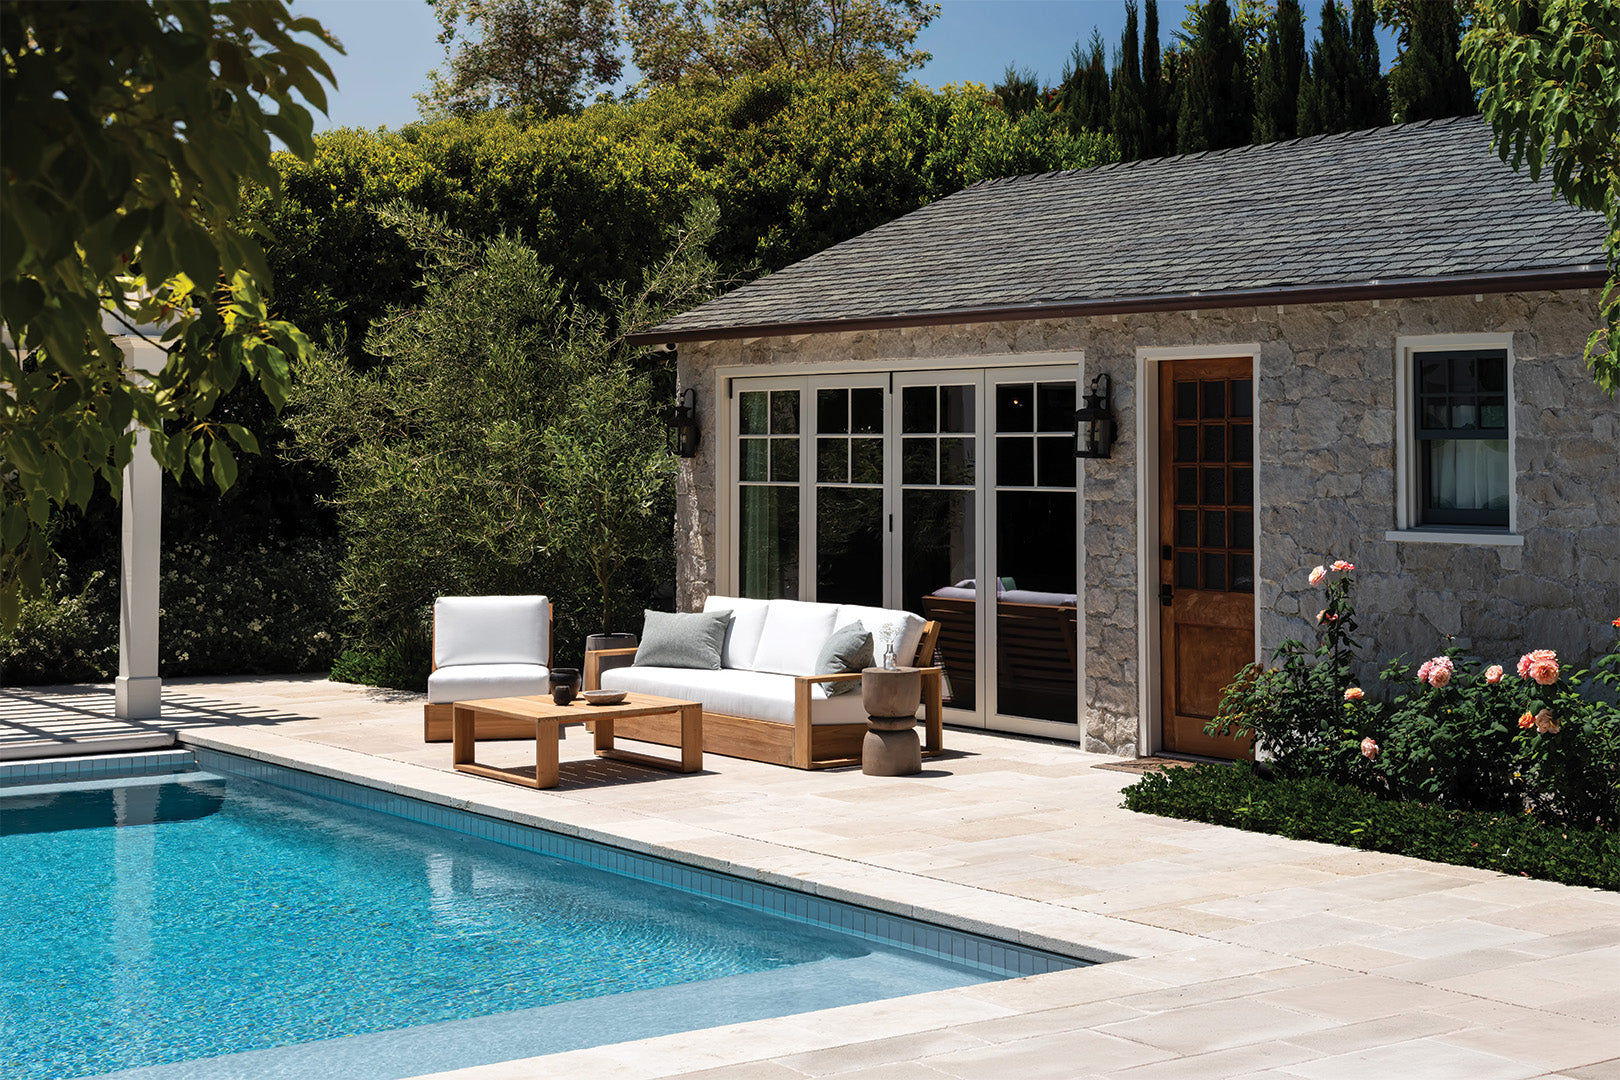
633;609;729;670
814;622;873;695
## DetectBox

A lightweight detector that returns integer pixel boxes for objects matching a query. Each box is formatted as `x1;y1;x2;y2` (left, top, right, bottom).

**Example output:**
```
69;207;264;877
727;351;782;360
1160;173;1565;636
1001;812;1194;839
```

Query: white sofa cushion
427;663;551;704
434;595;550;667
834;605;927;667
750;600;841;676
600;666;873;725
702;595;771;670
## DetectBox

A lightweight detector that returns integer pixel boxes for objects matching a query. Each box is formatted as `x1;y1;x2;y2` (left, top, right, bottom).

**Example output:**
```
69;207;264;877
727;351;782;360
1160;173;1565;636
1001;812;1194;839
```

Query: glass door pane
813;385;885;605
898;379;978;711
992;377;1078;726
737;387;801;599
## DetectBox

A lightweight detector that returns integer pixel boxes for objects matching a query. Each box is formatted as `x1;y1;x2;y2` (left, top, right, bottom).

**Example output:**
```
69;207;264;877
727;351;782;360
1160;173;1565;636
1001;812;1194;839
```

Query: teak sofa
423;595;553;742
585;596;943;770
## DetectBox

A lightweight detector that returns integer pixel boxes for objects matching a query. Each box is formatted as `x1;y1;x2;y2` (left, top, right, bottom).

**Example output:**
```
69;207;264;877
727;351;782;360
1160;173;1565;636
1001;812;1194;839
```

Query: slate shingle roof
641;116;1607;343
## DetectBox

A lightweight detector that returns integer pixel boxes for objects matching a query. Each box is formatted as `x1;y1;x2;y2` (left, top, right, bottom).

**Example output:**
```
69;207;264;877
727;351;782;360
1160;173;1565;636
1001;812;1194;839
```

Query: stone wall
672;289;1617;756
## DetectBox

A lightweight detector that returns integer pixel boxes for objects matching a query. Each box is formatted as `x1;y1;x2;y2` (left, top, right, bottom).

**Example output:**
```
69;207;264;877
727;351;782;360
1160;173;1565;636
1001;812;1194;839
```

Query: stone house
628;116;1618;759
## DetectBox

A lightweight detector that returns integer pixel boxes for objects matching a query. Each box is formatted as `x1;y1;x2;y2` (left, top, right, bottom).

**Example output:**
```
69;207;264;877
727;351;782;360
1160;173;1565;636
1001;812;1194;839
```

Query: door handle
1159;584;1173;607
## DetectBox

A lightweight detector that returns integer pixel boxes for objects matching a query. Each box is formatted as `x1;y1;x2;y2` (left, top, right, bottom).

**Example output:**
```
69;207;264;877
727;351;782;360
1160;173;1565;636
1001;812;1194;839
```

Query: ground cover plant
1128;559;1620;887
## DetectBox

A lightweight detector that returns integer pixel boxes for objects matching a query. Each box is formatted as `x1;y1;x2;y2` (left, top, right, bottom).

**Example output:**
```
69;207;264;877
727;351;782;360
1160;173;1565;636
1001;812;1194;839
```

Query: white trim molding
1393;332;1518;538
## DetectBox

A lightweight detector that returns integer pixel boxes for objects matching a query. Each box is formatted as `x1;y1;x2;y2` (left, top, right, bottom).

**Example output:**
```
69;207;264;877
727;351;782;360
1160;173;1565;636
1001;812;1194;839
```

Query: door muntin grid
738;388;802;599
1169;376;1253;594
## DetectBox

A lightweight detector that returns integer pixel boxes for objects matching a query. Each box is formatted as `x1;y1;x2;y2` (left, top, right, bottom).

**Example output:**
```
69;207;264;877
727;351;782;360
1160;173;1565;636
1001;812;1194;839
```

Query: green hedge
1122;764;1619;891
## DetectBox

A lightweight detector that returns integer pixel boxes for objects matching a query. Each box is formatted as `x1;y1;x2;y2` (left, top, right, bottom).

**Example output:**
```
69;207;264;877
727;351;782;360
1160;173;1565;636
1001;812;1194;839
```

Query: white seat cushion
834;605;927;666
427;663;551;704
750;600;840;676
702;595;771;670
600;666;875;725
434;595;550;667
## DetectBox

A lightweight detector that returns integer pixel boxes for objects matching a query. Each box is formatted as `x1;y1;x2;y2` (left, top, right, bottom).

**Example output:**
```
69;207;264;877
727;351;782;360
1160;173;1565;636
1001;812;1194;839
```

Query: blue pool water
0;755;1074;1079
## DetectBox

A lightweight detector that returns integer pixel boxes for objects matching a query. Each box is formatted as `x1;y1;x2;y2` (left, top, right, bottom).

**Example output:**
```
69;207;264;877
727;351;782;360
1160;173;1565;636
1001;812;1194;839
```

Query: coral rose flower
1517;649;1560;685
1484;664;1503;685
1331;560;1355;572
1360;737;1379;759
1308;565;1327;586
1344;687;1364;702
1417;656;1453;688
1518;711;1535;729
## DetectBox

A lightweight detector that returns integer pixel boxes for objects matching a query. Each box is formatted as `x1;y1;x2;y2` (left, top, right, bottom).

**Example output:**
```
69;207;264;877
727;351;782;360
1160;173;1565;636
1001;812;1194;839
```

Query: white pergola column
115;337;165;720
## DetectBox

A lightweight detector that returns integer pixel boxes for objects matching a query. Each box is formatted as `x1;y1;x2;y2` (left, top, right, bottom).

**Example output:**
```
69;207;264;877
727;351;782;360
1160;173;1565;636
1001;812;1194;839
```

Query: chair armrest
584;646;639;690
795;671;865;687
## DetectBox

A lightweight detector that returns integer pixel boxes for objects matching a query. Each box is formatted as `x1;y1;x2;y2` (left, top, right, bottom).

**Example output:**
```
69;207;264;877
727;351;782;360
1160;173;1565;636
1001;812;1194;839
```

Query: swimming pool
0;749;1078;1079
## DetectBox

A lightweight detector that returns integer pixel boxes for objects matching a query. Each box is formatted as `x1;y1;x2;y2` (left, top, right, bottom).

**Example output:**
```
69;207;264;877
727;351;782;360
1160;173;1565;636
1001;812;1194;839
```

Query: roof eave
626;267;1608;347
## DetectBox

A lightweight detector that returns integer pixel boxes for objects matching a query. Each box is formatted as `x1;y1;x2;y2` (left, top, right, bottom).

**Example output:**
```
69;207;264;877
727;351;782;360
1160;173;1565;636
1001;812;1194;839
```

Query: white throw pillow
750;600;840;676
702;595;771;670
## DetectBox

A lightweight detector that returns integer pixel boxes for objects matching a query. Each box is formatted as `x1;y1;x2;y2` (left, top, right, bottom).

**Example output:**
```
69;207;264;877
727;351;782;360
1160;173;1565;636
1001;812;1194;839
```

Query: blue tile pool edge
175;737;1119;973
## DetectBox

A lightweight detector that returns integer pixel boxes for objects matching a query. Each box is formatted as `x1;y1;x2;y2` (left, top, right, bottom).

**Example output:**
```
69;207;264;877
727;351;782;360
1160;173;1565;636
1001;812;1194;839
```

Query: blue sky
298;0;1391;132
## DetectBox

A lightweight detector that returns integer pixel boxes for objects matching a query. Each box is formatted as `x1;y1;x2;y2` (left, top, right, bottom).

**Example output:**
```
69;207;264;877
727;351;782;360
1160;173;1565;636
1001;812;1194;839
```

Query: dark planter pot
549;667;581;705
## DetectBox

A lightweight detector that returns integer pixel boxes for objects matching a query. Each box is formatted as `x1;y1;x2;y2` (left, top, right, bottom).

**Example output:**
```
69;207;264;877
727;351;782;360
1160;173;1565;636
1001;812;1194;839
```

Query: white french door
728;365;1080;740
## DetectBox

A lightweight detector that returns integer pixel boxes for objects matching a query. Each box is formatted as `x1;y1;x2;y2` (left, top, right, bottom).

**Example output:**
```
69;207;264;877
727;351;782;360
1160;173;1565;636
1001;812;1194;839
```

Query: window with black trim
1413;349;1509;527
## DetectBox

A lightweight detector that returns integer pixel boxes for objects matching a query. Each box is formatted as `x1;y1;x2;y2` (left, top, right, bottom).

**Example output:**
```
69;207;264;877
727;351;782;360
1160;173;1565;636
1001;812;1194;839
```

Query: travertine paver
5;675;1619;1079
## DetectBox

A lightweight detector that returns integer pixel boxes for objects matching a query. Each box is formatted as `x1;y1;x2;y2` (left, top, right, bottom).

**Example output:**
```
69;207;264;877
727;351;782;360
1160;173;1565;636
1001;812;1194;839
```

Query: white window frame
1387;332;1523;547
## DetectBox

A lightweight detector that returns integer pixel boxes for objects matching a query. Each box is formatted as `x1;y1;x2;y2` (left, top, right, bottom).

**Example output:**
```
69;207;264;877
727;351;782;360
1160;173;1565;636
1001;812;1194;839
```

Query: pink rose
1308;565;1327;586
1331;560;1356;572
1344;687;1364;702
1360;737;1379;759
1484;665;1503;685
1533;710;1560;735
1517;649;1560;686
1417;656;1453;688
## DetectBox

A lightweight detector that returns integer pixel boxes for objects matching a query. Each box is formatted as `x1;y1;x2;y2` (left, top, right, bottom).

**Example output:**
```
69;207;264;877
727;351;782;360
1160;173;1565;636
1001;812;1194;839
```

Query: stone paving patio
5;675;1618;1079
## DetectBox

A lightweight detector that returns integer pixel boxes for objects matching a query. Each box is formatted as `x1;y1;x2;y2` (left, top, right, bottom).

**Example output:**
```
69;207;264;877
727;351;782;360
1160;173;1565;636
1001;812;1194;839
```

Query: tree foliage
0;0;336;627
1253;0;1306;142
623;0;938;86
1463;0;1620;394
285;203;721;671
421;0;622;117
1175;0;1251;152
1110;2;1151;159
1386;0;1473;122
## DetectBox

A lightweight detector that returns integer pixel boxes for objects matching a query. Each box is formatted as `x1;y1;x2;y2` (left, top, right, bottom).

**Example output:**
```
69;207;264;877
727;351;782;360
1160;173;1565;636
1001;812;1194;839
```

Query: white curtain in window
1430;439;1509;510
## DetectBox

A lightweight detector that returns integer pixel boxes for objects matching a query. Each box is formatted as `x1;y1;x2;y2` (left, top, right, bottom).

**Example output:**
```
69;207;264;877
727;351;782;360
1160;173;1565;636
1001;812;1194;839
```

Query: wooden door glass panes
993;380;1078;725
738;388;800;599
815;387;885;605
901;383;976;709
1170;377;1254;593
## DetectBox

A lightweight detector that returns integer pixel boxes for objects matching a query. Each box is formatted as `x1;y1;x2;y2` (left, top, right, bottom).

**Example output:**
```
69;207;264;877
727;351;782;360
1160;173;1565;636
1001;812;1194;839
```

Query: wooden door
1159;359;1256;758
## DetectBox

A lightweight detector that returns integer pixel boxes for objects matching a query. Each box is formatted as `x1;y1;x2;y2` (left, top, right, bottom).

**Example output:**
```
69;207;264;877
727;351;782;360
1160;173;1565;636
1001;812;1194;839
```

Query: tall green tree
1143;0;1166;155
623;0;939;85
1111;2;1151;159
0;0;337;627
420;0;623;117
1253;0;1308;142
994;64;1042;118
1057;31;1112;134
1463;0;1618;394
1349;0;1388;127
1387;0;1475;121
1175;0;1251;152
1298;0;1358;135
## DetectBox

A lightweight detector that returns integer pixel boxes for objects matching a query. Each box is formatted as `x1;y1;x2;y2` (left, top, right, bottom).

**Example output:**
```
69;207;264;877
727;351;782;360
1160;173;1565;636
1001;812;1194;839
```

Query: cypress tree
1348;0;1388;127
1078;30;1113;132
1143;0;1164;156
995;64;1042;118
1298;0;1355;136
1253;0;1306;142
1388;0;1475;122
1175;0;1250;153
1111;2;1150;160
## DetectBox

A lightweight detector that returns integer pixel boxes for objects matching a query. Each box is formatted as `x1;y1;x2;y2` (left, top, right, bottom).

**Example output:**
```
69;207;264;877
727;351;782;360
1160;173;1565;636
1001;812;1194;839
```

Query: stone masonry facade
669;289;1618;756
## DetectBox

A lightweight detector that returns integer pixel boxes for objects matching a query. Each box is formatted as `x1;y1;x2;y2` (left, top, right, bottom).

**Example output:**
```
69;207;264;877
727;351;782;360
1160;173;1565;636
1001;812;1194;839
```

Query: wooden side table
860;666;922;776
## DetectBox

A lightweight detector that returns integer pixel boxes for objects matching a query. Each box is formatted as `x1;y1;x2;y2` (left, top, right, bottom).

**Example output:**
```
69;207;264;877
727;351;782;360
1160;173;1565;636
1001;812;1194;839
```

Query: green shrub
0;568;118;684
1122;764;1619;891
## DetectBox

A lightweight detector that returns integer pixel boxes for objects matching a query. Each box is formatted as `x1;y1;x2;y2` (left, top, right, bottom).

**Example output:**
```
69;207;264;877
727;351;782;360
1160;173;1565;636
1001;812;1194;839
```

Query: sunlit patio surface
5;675;1618;1079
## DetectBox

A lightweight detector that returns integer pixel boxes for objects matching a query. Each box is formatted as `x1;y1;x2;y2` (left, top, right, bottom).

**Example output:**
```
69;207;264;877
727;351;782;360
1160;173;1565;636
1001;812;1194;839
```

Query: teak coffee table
451;692;702;789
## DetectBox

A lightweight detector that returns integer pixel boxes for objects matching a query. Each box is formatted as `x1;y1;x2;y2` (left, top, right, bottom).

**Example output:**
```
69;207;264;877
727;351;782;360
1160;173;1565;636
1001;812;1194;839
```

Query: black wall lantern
665;387;701;458
1073;372;1115;459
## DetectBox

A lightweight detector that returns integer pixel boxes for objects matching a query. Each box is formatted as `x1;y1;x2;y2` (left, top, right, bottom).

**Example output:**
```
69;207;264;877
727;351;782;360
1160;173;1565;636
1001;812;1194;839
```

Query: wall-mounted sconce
1073;372;1114;459
665;387;701;458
